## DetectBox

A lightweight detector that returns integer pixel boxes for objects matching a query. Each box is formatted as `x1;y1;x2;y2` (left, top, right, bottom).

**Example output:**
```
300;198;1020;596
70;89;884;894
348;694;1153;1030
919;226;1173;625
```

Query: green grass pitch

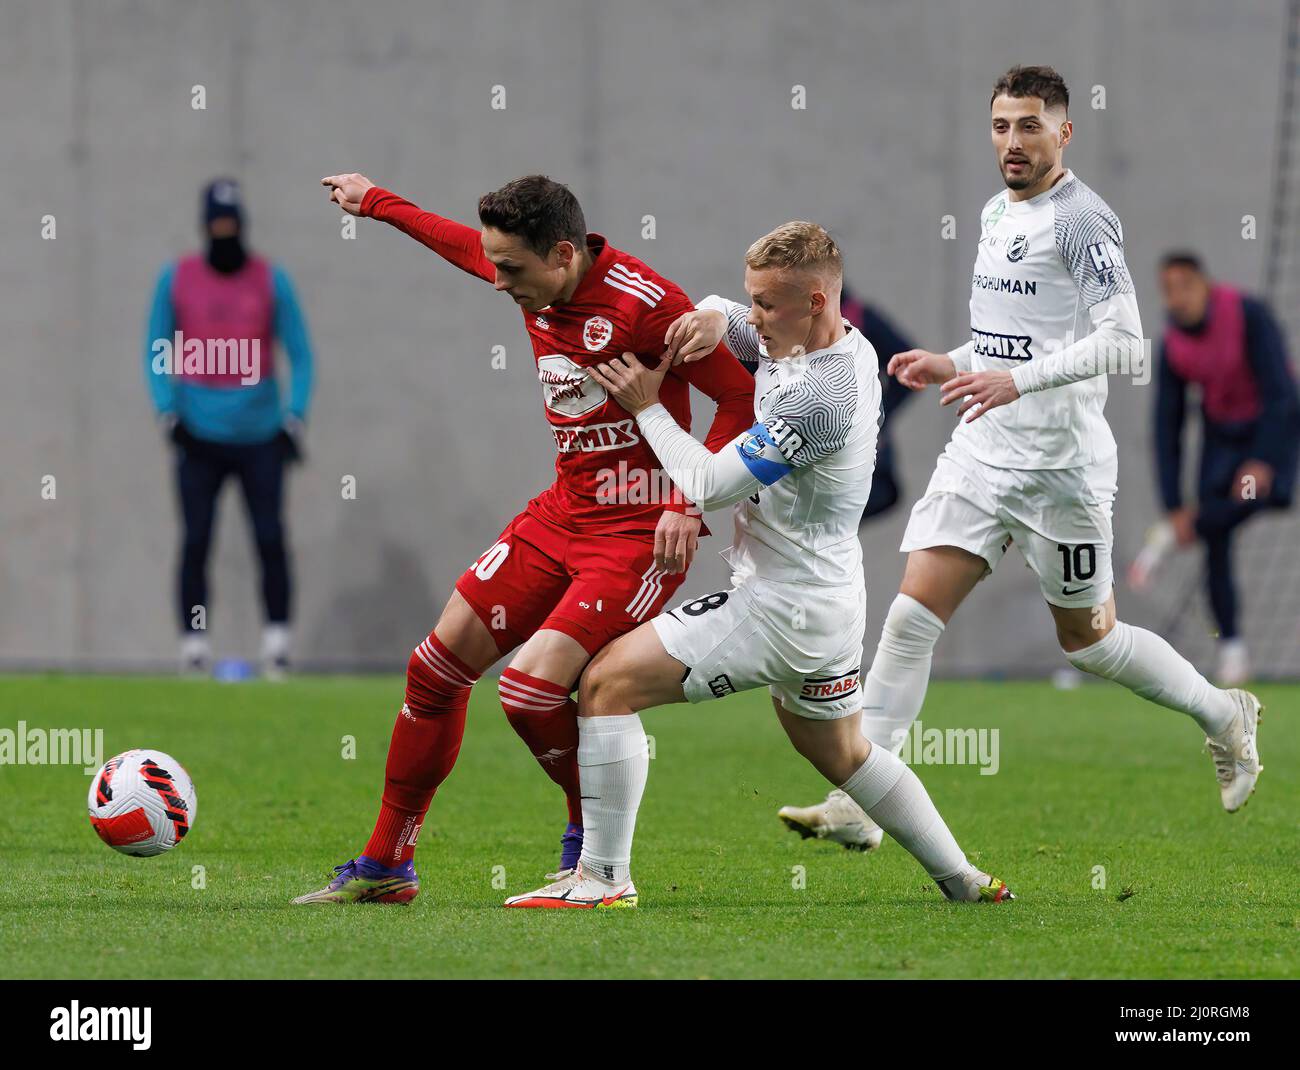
0;674;1294;979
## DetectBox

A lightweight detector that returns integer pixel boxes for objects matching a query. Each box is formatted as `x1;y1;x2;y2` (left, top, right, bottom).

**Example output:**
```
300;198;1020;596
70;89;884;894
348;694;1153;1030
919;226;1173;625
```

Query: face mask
207;234;247;274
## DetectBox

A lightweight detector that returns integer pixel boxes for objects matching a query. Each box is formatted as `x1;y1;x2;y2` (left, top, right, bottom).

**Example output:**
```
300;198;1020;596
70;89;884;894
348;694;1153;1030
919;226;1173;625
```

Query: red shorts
455;506;687;657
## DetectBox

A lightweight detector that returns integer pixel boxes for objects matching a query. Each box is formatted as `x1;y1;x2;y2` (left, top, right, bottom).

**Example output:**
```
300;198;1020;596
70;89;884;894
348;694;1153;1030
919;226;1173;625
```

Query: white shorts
651;575;866;720
900;442;1117;609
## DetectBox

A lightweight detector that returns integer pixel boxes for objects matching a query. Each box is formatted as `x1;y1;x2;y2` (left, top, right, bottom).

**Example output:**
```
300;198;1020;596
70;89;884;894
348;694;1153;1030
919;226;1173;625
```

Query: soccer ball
87;749;197;857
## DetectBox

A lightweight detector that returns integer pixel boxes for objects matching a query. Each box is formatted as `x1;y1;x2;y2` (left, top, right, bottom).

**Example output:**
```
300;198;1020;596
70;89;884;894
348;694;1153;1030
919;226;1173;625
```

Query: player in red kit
293;172;755;904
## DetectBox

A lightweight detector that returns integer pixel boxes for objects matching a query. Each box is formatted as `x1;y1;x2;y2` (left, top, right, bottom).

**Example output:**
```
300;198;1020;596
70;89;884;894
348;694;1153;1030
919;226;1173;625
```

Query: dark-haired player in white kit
503;222;1013;909
779;65;1262;853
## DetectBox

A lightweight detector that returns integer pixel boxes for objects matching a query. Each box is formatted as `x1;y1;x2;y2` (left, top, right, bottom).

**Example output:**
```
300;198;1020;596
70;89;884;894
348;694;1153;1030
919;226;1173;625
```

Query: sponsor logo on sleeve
1087;241;1115;274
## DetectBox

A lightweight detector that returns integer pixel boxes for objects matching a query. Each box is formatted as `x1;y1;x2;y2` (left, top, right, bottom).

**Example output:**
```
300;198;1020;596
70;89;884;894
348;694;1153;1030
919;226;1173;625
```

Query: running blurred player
503;222;1013;909
293;173;754;904
778;66;1263;854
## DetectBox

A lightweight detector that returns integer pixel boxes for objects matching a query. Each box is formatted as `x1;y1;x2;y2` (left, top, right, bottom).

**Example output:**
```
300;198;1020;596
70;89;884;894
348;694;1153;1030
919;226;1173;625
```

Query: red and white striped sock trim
412;633;479;690
405;632;481;715
498;668;570;714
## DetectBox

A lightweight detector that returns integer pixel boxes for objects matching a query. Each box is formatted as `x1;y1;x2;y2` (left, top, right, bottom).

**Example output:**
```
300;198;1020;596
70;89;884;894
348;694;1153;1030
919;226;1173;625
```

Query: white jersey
953;169;1136;470
702;297;881;588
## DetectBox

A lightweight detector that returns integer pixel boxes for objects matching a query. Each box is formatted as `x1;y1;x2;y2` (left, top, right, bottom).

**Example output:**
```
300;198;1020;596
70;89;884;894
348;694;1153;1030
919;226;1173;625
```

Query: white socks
860;594;945;752
1066;621;1235;736
262;623;291;660
840;744;968;880
865;592;1236;742
576;715;648;884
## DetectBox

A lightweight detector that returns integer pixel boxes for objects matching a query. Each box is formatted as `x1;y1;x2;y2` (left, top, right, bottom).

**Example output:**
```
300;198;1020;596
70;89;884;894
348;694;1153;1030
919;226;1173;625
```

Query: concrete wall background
2;0;1293;673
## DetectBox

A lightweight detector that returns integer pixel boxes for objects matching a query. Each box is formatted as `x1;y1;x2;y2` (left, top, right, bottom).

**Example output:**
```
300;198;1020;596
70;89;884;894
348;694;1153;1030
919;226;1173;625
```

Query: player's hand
654;510;700;575
1232;460;1274;502
888;349;956;390
664;309;726;365
277;415;306;464
1169;506;1198;547
940;370;1021;422
161;414;195;450
586;352;672;415
321;173;376;216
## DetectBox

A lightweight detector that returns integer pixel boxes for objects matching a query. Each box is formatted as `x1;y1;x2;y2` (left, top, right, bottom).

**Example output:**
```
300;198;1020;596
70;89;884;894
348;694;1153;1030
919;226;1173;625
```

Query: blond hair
744;221;842;279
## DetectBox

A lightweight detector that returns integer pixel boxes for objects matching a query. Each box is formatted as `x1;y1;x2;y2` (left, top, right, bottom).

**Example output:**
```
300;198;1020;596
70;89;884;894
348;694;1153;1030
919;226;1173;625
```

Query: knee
405;645;434;692
1055;597;1116;654
1064;618;1126;671
786;720;869;786
406;639;475;708
253;527;285;554
1057;619;1106;654
497;666;569;718
180;522;210;552
879;593;945;659
577;647;627;716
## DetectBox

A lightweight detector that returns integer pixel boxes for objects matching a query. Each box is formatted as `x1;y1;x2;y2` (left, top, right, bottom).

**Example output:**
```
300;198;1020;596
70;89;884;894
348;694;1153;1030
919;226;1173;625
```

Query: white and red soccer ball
87;749;197;857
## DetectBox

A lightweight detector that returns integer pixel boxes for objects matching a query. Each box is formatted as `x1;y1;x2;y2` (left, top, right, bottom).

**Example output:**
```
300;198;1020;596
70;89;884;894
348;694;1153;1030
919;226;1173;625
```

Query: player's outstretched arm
320;173;494;283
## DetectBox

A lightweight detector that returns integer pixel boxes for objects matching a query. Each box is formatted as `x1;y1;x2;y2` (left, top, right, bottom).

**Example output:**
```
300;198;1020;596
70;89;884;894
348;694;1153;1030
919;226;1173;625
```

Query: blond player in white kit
503;222;1014;908
779;65;1262;854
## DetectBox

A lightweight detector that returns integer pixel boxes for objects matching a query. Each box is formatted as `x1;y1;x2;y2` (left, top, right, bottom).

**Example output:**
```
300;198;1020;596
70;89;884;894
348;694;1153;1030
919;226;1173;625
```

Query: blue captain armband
735;422;794;485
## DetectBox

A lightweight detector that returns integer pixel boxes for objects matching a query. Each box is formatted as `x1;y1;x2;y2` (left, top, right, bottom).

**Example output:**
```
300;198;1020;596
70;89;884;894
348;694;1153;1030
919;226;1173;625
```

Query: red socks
498;667;583;825
363;633;480;866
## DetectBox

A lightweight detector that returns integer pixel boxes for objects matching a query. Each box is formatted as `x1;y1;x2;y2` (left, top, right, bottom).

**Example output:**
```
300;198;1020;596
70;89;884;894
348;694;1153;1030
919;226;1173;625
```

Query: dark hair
990;65;1070;113
477;175;587;258
1160;250;1205;274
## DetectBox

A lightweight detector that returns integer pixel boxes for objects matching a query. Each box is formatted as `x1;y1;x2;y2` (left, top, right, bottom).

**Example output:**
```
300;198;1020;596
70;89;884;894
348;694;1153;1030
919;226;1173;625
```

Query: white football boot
261;624;292;682
778;789;884;851
1206;689;1263;812
936;865;1015;903
503;864;638;909
179;634;211;677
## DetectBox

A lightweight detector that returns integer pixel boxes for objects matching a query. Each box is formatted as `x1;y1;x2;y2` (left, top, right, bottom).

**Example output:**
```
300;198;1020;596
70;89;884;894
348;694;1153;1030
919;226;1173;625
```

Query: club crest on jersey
1006;233;1029;262
583;316;614;352
538;353;607;416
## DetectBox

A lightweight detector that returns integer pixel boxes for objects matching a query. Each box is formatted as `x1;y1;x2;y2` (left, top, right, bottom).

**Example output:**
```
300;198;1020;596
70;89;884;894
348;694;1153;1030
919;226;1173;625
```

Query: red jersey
361;187;755;535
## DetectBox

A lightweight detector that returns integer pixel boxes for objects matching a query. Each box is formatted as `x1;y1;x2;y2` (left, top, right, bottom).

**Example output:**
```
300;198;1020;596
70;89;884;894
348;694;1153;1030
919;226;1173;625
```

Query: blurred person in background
144;178;315;678
840;284;917;522
1129;252;1299;685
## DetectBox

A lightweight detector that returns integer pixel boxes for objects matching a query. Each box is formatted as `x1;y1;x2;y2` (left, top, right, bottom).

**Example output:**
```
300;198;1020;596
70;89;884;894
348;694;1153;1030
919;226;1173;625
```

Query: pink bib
171;254;275;387
1164;284;1260;424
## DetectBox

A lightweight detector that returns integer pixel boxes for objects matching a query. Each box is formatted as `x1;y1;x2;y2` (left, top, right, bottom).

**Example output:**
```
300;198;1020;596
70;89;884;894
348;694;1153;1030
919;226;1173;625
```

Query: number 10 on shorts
1057;543;1097;584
